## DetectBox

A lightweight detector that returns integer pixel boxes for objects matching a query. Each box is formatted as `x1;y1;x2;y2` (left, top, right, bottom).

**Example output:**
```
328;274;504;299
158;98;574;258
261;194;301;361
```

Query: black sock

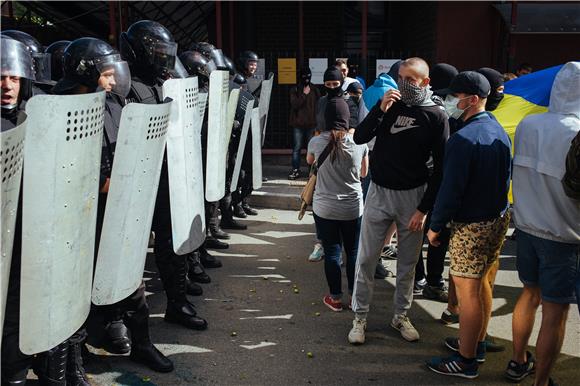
459;354;476;364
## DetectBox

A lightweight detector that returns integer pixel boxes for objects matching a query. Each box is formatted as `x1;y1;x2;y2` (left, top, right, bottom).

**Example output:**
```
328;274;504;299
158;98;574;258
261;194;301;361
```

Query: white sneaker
390;314;420;342
308;243;324;262
348;317;367;345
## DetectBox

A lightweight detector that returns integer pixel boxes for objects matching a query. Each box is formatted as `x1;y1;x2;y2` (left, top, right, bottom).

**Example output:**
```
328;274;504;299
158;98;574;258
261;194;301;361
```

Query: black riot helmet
119;20;177;78
224;56;236;76
45;40;71;81
179;50;217;78
1;36;35;111
53;37;131;97
2;30;51;83
237;50;258;73
190;41;227;70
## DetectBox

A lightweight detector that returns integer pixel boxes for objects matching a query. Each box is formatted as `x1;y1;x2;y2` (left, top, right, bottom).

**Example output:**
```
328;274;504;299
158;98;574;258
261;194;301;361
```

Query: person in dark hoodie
348;57;449;345
307;82;368;312
288;66;320;180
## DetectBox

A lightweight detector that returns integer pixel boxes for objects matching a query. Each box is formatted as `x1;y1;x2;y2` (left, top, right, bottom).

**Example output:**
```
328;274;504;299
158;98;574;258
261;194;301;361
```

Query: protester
413;62;458;301
288;66;321;180
307;83;368;312
335;59;360;91
515;62;533;77
348;57;449;344
506;61;579;386
425;71;511;378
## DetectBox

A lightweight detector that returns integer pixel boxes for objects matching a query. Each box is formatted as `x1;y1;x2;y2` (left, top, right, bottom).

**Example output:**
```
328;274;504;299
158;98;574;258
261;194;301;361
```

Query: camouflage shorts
449;213;510;279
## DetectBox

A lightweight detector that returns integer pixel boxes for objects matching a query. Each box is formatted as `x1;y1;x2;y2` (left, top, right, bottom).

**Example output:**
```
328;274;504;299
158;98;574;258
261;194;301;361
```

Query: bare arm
306;152;315;165
360;154;369;178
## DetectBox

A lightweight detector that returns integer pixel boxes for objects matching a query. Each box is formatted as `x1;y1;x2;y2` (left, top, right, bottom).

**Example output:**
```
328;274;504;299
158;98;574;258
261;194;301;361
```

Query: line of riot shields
1;20;273;383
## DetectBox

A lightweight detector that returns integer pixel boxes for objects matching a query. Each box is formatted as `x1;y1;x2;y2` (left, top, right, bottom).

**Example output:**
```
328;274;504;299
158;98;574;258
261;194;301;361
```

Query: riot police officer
44;40;71;82
120;20;208;330
1;34;38;386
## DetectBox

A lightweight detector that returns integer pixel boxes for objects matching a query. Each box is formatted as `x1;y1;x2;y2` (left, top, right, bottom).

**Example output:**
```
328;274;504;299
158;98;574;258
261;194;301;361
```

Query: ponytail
328;129;347;163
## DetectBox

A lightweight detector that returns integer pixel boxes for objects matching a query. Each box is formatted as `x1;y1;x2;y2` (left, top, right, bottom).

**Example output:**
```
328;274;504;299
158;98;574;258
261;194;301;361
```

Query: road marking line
156;343;213;354
240;341;277;350
229;274;286;279
240;314;293;320
240;309;262;313
257;266;277;270
257;259;280;262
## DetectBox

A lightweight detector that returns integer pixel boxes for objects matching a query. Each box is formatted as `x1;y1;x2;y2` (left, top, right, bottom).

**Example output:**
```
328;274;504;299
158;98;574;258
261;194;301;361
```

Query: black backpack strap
313;141;333;175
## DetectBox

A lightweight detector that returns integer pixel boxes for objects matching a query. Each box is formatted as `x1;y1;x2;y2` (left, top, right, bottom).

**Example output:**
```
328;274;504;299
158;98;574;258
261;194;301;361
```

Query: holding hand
303;85;311;95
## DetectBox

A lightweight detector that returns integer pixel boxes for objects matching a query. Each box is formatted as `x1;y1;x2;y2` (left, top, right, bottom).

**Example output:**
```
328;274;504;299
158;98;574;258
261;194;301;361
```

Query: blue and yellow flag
492;64;564;144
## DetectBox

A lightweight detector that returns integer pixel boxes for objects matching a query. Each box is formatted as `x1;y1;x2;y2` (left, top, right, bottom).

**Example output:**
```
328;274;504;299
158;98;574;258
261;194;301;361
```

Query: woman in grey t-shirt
307;91;368;312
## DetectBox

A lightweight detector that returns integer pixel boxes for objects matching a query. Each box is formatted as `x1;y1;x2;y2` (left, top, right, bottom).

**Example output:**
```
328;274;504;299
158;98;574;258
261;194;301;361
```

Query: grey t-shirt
307;132;368;220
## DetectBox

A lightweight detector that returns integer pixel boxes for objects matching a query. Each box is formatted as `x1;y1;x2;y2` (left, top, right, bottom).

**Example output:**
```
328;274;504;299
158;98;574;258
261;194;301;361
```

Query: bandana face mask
398;78;428;106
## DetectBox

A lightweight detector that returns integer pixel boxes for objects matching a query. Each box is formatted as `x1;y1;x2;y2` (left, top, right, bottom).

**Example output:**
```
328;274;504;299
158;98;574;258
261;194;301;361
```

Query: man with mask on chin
426;72;511;379
348;57;449;345
288;66;320;180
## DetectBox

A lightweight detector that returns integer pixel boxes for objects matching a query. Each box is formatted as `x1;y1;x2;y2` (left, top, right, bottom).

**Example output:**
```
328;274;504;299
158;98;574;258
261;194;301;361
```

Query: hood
373;73;398;90
549;61;580;118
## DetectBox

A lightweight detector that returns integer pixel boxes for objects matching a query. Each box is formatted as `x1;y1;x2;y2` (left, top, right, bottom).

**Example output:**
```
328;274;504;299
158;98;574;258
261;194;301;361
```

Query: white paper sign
376;59;401;77
309;58;328;85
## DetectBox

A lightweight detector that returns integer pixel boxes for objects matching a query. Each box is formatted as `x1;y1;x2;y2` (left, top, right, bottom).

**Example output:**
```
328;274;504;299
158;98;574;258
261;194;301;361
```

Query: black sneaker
426;353;479;379
444;337;486;363
288;169;300;180
413;278;427;295
504;351;535;382
440;308;459;325
484;334;505;352
422;285;449;303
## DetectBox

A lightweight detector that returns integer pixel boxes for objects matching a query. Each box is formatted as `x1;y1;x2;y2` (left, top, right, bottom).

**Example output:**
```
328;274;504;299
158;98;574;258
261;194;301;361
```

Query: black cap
346;81;363;93
324;67;342;82
430;63;458;93
440;71;491;98
477;67;504;90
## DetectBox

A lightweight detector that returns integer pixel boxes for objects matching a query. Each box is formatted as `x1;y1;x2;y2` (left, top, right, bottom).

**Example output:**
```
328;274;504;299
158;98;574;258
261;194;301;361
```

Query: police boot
187;251;211;283
242;199;258;216
210;223;231;239
220;214;247;230
35;341;67;386
233;202;247;218
66;342;90;386
128;316;174;373
103;319;131;354
186;280;203;296
204;227;229;249
164;255;208;330
199;245;222;269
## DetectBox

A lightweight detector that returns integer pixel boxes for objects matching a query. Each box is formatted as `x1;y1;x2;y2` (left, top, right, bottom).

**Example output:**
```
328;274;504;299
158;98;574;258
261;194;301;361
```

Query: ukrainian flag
492;64;564;145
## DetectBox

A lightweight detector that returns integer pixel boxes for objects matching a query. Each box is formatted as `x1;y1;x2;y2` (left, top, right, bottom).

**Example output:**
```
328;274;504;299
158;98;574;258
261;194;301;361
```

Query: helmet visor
1;38;35;80
96;56;131;98
170;56;189;79
32;52;52;83
151;40;177;71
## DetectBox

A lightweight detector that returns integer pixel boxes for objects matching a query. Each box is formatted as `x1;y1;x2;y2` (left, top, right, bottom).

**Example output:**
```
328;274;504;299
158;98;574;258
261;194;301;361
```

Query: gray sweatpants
352;182;426;318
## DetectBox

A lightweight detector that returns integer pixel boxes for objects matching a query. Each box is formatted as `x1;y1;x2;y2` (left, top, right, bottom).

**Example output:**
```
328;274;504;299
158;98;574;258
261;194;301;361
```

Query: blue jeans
292;127;314;170
314;213;362;299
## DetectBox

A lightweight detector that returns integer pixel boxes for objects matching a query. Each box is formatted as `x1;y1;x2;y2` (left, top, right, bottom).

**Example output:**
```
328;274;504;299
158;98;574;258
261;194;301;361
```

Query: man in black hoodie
348;57;449;345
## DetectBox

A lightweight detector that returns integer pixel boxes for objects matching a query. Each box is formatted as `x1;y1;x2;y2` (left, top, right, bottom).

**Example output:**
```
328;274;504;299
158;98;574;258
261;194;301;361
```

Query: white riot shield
225;89;240;145
259;72;274;146
230;98;255;192
21;92;106;354
1;118;26;343
206;70;229;202
162;77;205;255
251;107;263;189
92;101;172;306
198;92;208;119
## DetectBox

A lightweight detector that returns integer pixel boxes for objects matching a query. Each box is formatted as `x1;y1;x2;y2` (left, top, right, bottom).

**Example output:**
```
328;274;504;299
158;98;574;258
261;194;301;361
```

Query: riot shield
162;77;205;255
205;70;229;202
92;101;172;306
259;72;274;146
225;88;240;146
230;93;254;192
20;92;106;354
0;118;26;343
250;107;263;189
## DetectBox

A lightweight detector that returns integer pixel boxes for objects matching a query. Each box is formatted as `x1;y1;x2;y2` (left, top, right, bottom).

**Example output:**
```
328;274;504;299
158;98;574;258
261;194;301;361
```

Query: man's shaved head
400;57;430;79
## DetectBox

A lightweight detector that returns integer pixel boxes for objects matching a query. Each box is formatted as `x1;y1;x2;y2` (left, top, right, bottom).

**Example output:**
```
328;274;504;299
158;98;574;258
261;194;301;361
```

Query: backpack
562;131;580;200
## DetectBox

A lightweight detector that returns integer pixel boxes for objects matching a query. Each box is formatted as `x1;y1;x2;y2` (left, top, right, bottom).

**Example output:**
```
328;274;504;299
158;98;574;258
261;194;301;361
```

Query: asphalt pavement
76;208;580;386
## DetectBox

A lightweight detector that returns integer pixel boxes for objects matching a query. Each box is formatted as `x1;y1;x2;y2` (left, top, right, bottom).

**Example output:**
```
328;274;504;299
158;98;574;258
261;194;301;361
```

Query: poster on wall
277;58;297;84
309;58;327;84
376;59;401;77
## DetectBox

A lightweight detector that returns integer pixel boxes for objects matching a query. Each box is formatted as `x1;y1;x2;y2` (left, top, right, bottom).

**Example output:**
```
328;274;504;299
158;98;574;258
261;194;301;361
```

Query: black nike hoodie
353;100;449;213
